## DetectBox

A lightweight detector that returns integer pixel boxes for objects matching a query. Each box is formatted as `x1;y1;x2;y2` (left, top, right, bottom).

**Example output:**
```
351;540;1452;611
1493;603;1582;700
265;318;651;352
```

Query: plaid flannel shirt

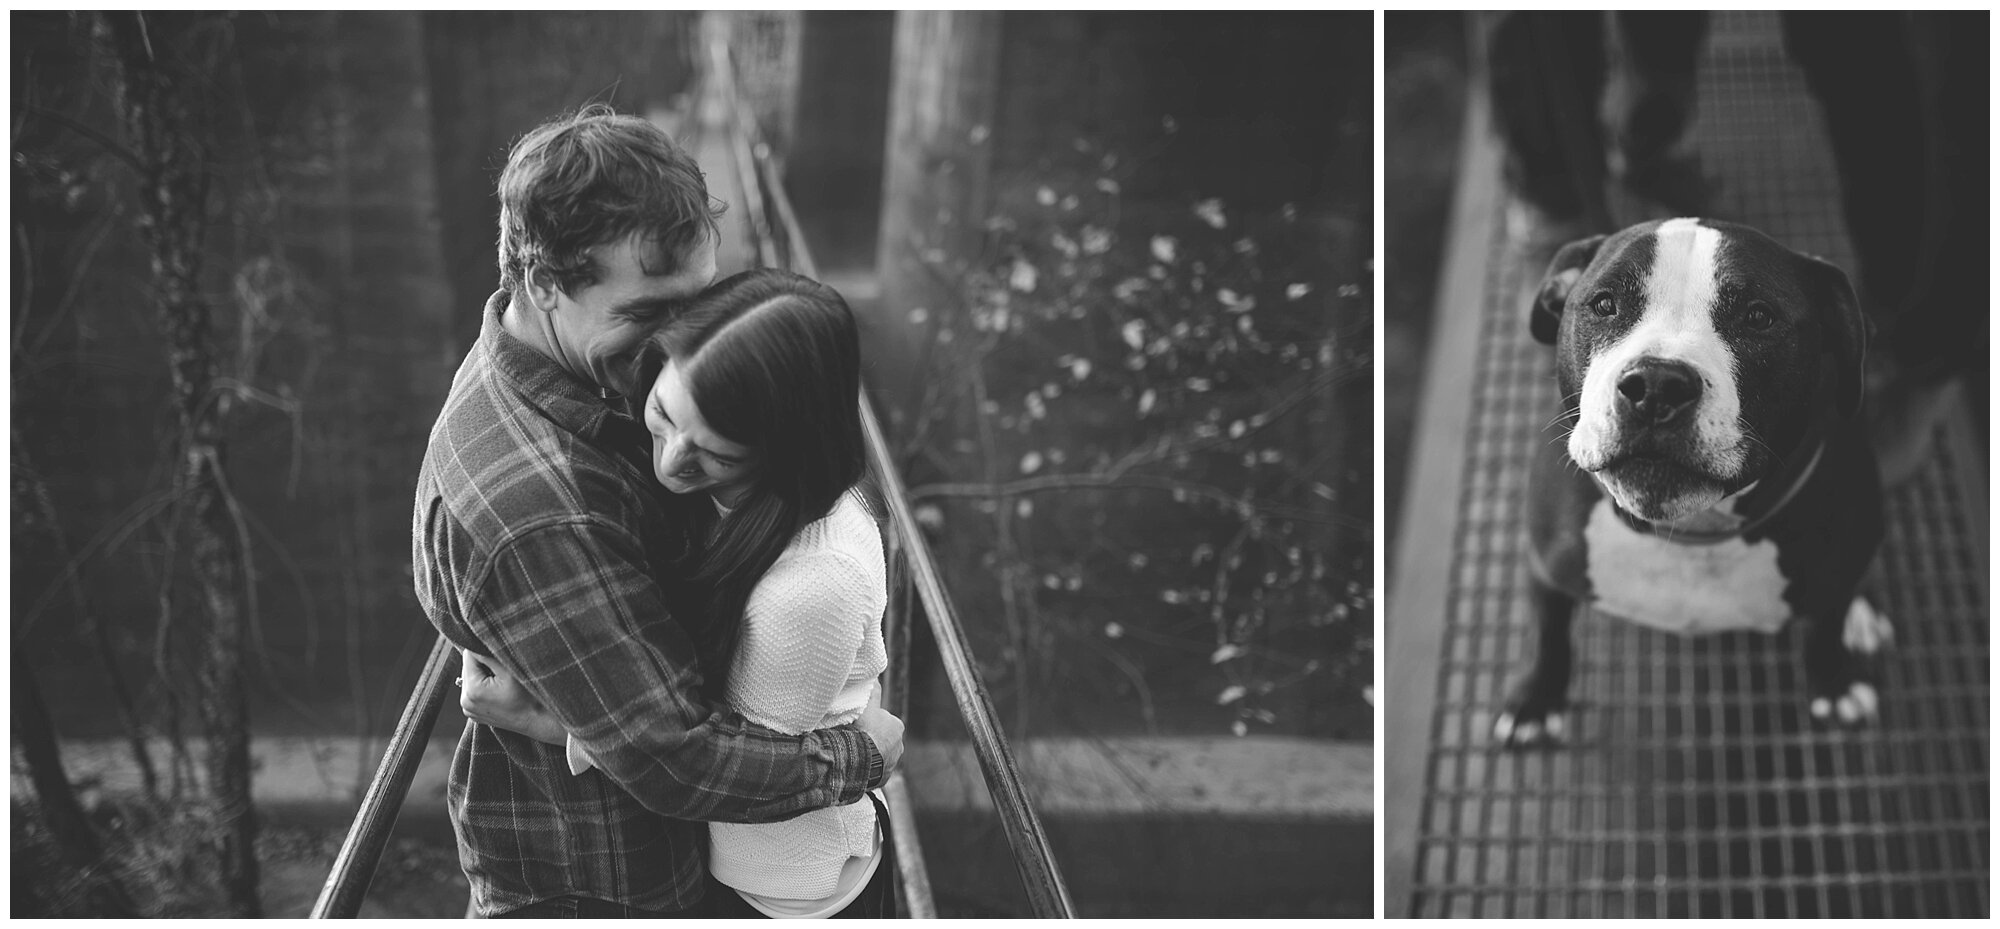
413;293;884;916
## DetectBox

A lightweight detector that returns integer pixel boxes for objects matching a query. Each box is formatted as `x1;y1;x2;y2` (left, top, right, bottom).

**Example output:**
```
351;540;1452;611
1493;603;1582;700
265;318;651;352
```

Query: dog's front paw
1807;596;1889;727
1809;680;1880;726
1841;596;1894;655
1493;685;1569;750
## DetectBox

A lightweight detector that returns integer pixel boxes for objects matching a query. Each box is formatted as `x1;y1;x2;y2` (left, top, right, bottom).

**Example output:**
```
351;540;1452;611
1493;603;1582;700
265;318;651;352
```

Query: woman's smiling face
644;358;760;507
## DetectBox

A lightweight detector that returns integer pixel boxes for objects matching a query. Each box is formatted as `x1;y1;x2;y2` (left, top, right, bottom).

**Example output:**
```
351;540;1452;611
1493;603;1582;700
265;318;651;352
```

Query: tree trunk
13;428;161;799
12;654;137;916
874;10;1004;432
98;12;261;916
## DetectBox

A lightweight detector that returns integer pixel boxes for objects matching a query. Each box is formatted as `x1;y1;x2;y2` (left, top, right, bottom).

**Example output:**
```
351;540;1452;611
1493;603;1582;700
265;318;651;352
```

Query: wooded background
12;11;1371;916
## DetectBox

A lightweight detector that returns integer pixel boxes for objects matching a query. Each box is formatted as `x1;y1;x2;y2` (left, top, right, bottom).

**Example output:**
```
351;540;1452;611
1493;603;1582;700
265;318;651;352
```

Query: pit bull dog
1496;217;1890;748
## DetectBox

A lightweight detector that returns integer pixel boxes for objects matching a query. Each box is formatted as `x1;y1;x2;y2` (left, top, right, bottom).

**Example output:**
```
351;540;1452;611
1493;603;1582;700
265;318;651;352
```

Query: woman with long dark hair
463;268;894;918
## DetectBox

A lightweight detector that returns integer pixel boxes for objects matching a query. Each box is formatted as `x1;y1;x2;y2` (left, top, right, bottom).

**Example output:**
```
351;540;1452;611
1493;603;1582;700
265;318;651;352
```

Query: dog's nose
1616;359;1702;425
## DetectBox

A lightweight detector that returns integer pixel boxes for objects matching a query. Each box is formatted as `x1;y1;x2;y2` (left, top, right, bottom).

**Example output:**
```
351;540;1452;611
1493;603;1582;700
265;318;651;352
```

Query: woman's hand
459;650;569;746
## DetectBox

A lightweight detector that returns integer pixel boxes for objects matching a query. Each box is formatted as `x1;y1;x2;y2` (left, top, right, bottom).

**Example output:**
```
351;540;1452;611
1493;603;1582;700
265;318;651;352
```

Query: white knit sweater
706;492;888;900
564;492;888;899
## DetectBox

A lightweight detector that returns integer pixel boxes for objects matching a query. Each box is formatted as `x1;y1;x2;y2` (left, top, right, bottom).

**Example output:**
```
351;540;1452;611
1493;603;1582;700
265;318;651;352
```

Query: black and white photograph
1383;11;1988;918
13;8;1990;923
10;10;1371;918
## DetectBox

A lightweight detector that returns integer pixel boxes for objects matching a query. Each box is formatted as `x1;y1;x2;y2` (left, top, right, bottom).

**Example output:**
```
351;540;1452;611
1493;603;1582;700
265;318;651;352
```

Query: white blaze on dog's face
1568;219;1746;520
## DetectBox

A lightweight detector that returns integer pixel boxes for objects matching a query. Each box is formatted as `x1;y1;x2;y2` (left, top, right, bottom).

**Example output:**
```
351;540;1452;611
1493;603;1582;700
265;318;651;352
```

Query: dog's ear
1793;250;1869;418
1530;234;1607;345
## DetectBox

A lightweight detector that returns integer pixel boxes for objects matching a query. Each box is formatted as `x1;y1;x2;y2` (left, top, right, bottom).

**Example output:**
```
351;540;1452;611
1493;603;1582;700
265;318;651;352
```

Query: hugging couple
413;105;906;918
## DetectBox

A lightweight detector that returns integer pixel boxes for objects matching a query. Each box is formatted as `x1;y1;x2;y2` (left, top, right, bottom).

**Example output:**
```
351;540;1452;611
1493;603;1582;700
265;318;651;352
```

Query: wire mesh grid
1406;12;1989;918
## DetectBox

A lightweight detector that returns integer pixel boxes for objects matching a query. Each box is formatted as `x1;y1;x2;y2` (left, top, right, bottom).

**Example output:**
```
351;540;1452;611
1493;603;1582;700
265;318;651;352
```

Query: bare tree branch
16;103;147;173
907;471;1368;533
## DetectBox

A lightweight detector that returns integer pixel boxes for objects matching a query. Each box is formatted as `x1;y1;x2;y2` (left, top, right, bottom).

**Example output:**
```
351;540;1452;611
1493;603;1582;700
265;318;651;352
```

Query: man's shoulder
419;353;652;548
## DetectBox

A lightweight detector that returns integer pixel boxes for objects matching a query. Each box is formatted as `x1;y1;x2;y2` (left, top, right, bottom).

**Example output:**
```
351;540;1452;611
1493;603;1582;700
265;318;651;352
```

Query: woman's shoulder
762;493;883;581
786;491;880;554
746;492;886;621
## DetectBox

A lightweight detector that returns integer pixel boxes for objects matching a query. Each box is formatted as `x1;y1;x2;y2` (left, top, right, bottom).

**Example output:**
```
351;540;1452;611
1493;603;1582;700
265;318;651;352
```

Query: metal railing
716;39;1076;917
309;636;454;919
312;36;1075;920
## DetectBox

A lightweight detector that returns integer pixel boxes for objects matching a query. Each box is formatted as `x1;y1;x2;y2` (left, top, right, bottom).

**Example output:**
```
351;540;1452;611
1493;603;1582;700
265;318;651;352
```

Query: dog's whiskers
1543;392;1584;433
1738;422;1778;462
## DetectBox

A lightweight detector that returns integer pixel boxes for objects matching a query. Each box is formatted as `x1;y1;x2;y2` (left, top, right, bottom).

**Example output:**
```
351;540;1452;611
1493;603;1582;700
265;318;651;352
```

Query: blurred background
1382;12;1465;555
11;11;1371;917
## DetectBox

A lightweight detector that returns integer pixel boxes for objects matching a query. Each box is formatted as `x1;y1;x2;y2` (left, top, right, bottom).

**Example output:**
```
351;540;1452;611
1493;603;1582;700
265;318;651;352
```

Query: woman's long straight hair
651;268;868;691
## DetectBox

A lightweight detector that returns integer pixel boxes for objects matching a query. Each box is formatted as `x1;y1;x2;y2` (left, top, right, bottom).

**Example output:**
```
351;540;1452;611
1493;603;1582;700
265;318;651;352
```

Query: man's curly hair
495;104;724;297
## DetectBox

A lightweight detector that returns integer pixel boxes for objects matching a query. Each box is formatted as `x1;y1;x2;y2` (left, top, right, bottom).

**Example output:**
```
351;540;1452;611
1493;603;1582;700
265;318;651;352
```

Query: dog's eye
1588;293;1616;318
1743;300;1775;331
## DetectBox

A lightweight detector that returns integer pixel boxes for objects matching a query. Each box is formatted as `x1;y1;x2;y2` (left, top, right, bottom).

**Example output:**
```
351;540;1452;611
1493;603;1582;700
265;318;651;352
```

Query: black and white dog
1496;217;1891;748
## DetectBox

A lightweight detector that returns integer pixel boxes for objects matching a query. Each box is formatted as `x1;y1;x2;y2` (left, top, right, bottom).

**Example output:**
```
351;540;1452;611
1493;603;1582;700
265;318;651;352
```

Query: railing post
728;45;1076;913
859;405;1079;918
877;532;937;917
310;634;456;918
883;532;915;723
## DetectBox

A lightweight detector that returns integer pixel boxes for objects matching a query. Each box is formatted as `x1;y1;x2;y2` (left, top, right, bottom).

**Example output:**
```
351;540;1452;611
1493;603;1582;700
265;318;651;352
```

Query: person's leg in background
1605;12;1711;215
1486;12;1712;252
1783;12;1989;483
1487;11;1610;247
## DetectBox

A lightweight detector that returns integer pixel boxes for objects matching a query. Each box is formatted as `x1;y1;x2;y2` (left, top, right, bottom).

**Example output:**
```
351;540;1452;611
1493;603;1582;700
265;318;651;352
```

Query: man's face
538;232;718;396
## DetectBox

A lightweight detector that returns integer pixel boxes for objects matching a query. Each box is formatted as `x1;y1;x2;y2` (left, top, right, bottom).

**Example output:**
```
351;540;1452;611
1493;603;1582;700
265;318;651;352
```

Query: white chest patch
1582;499;1792;635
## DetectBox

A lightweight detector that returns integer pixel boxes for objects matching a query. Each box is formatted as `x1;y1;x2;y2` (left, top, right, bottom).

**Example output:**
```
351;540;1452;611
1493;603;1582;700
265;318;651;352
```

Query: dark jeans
1488;12;1707;223
494;895;708;918
708;792;898;919
1781;13;1988;381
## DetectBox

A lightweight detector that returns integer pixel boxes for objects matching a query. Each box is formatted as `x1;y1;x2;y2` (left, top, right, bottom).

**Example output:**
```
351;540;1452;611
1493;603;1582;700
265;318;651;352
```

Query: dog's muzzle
1615;357;1702;427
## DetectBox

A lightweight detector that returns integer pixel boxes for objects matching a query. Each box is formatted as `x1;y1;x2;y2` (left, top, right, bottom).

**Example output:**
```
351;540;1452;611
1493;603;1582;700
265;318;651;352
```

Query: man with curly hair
412;105;903;918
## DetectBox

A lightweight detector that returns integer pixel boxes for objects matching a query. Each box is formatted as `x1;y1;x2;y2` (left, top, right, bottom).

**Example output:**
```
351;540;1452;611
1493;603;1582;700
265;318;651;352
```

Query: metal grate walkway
1386;12;1989;918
